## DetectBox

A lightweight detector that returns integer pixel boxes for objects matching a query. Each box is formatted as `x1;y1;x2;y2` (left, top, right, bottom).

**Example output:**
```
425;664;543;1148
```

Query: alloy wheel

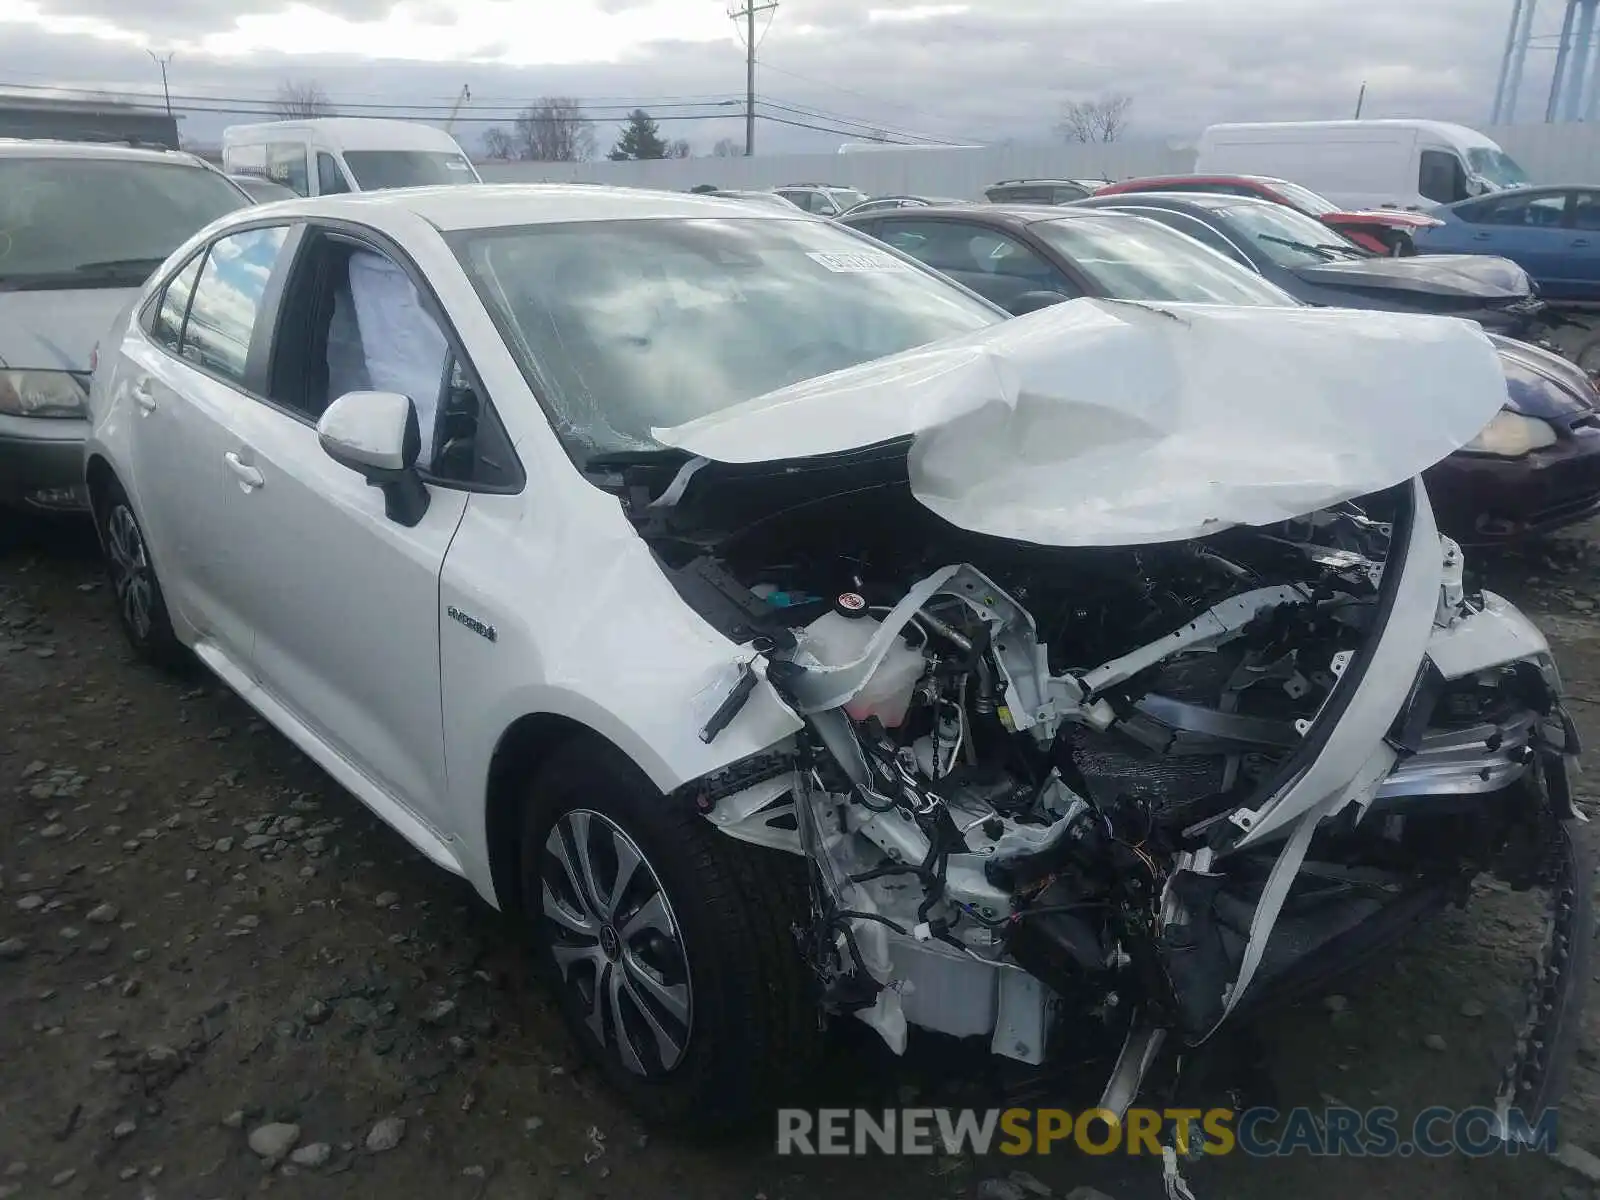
541;809;693;1077
106;504;154;641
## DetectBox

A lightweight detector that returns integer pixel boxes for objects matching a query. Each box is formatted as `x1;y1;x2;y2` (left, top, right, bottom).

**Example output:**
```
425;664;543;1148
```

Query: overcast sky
0;0;1581;156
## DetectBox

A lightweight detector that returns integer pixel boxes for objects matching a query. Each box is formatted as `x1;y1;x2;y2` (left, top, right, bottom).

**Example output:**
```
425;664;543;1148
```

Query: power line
0;75;973;144
756;97;964;145
0;78;951;144
0;78;746;116
753;56;989;142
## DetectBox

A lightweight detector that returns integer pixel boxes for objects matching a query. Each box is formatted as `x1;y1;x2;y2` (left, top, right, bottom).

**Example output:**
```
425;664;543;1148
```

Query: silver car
0;139;249;514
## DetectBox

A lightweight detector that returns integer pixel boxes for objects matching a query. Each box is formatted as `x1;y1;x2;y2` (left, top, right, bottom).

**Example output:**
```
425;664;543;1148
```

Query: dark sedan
840;203;1600;544
1070;191;1549;341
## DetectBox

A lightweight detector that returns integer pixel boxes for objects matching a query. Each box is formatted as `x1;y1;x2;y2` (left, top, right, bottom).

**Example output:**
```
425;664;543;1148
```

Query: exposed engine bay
589;443;1582;1127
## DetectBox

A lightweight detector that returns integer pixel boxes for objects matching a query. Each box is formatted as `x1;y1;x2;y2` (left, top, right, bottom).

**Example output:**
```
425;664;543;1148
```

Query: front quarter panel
438;435;804;903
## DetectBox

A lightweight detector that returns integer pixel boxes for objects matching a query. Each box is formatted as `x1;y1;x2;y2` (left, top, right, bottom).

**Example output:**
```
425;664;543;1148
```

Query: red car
1093;174;1442;255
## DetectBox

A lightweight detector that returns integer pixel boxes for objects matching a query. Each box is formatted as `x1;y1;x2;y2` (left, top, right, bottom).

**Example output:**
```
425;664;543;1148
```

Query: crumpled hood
1292;253;1531;300
654;298;1510;546
0;288;141;373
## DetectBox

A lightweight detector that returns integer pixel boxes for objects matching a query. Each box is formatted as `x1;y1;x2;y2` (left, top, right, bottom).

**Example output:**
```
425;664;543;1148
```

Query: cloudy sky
0;0;1580;156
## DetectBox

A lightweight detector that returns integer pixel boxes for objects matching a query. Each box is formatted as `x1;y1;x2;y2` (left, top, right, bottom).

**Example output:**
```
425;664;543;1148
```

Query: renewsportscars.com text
776;1106;1558;1158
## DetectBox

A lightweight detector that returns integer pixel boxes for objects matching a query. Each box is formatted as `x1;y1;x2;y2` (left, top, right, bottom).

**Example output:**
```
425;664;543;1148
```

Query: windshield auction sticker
806;250;910;273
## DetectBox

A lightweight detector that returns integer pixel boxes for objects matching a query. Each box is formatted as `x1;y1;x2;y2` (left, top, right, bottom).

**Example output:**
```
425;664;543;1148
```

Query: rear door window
152;252;206;351
1474;191;1570;228
178;226;292;385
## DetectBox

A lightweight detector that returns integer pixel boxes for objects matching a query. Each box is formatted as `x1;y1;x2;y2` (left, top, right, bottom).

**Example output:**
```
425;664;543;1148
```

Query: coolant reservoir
801;595;927;728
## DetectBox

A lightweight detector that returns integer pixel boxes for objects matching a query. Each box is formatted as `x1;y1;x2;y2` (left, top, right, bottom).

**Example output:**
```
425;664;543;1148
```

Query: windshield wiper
71;257;168;274
1256;233;1340;260
0;259;162;292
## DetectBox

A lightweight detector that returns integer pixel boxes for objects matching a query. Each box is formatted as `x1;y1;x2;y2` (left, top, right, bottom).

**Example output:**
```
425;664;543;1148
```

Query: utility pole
1353;81;1366;119
729;0;778;156
147;50;175;117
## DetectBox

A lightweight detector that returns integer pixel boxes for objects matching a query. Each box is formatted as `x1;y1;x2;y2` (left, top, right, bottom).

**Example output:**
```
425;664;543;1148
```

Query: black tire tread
525;741;821;1130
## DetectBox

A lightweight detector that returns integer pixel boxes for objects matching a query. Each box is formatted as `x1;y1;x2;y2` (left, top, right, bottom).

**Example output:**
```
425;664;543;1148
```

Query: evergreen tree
609;109;669;160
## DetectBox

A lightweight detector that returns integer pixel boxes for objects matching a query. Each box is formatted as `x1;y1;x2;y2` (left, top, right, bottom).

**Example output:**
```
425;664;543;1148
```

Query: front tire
520;743;819;1129
96;478;184;670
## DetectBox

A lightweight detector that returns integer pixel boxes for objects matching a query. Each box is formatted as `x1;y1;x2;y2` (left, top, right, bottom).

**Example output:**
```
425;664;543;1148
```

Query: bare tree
667;138;692;159
481;127;515;160
1056;93;1132;144
274;80;334;120
712;136;743;157
512;96;597;162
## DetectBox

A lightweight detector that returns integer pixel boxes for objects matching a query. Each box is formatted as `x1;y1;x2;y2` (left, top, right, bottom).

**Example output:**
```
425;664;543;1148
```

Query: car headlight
0;369;89;419
1462;409;1557;457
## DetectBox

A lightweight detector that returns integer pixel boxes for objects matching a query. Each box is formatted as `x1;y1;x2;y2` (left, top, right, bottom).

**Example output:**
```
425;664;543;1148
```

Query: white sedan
82;184;1586;1137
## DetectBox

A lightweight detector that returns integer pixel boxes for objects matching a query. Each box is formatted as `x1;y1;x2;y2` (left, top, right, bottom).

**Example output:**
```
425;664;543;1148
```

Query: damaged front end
592;437;1587;1129
589;301;1589;1136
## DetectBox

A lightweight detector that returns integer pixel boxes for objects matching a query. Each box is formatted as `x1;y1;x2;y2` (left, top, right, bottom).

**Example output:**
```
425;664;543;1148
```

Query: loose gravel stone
290;1142;332;1168
365;1116;406;1153
248;1122;301;1160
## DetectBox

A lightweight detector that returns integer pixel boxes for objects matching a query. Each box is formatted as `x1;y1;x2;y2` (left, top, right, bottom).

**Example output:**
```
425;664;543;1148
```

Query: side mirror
317;390;430;527
1006;290;1072;316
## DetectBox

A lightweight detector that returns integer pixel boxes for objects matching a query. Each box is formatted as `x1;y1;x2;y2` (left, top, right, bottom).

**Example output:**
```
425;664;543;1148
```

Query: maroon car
1094;174;1443;255
1428;334;1600;543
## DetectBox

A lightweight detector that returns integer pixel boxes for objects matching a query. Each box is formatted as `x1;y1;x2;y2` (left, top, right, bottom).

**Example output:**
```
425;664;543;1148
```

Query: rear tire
95;478;185;671
519;742;820;1129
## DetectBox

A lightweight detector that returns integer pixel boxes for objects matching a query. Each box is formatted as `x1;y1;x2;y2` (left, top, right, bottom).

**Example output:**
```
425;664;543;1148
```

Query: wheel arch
84;453;118;525
483;713;654;914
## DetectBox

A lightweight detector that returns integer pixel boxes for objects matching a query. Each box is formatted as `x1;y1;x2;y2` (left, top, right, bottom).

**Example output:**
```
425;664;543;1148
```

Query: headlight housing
0;369;89;419
1462;409;1558;458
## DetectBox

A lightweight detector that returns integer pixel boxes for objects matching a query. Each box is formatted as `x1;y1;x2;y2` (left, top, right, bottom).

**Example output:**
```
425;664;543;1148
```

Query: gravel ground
2;521;1599;1200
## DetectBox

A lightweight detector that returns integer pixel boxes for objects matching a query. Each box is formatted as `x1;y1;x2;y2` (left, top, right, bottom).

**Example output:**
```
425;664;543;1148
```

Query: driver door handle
224;452;264;490
131;378;156;413
1574;238;1592;248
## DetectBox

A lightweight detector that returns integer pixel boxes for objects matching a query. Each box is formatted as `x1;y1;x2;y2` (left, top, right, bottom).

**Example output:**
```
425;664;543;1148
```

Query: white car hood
653;299;1510;546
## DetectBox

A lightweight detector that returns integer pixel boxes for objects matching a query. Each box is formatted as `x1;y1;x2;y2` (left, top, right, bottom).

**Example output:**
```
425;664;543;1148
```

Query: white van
221;117;480;197
1194;119;1532;212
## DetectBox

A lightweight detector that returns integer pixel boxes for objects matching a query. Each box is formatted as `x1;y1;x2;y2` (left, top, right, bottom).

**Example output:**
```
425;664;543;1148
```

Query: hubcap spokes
542;810;692;1077
106;505;153;640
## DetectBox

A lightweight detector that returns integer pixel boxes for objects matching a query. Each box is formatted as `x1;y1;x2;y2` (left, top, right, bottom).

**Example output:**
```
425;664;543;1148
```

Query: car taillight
89;346;98;373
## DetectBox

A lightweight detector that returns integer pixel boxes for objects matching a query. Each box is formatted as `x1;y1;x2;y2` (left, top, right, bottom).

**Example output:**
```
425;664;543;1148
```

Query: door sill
191;640;464;877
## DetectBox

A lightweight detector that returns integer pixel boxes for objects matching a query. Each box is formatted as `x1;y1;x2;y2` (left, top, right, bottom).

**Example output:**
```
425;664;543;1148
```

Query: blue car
1413;185;1600;303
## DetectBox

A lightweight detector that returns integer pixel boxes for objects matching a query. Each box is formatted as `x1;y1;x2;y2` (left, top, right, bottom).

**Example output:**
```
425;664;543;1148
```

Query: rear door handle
1574;238;1591;247
1471;231;1493;241
224;452;264;490
131;378;156;413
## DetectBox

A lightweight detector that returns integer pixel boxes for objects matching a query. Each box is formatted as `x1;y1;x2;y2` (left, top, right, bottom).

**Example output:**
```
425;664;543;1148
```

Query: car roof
223;182;821;231
1083;191;1277;212
842;203;1151;229
1115;173;1289;187
0;138;210;167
